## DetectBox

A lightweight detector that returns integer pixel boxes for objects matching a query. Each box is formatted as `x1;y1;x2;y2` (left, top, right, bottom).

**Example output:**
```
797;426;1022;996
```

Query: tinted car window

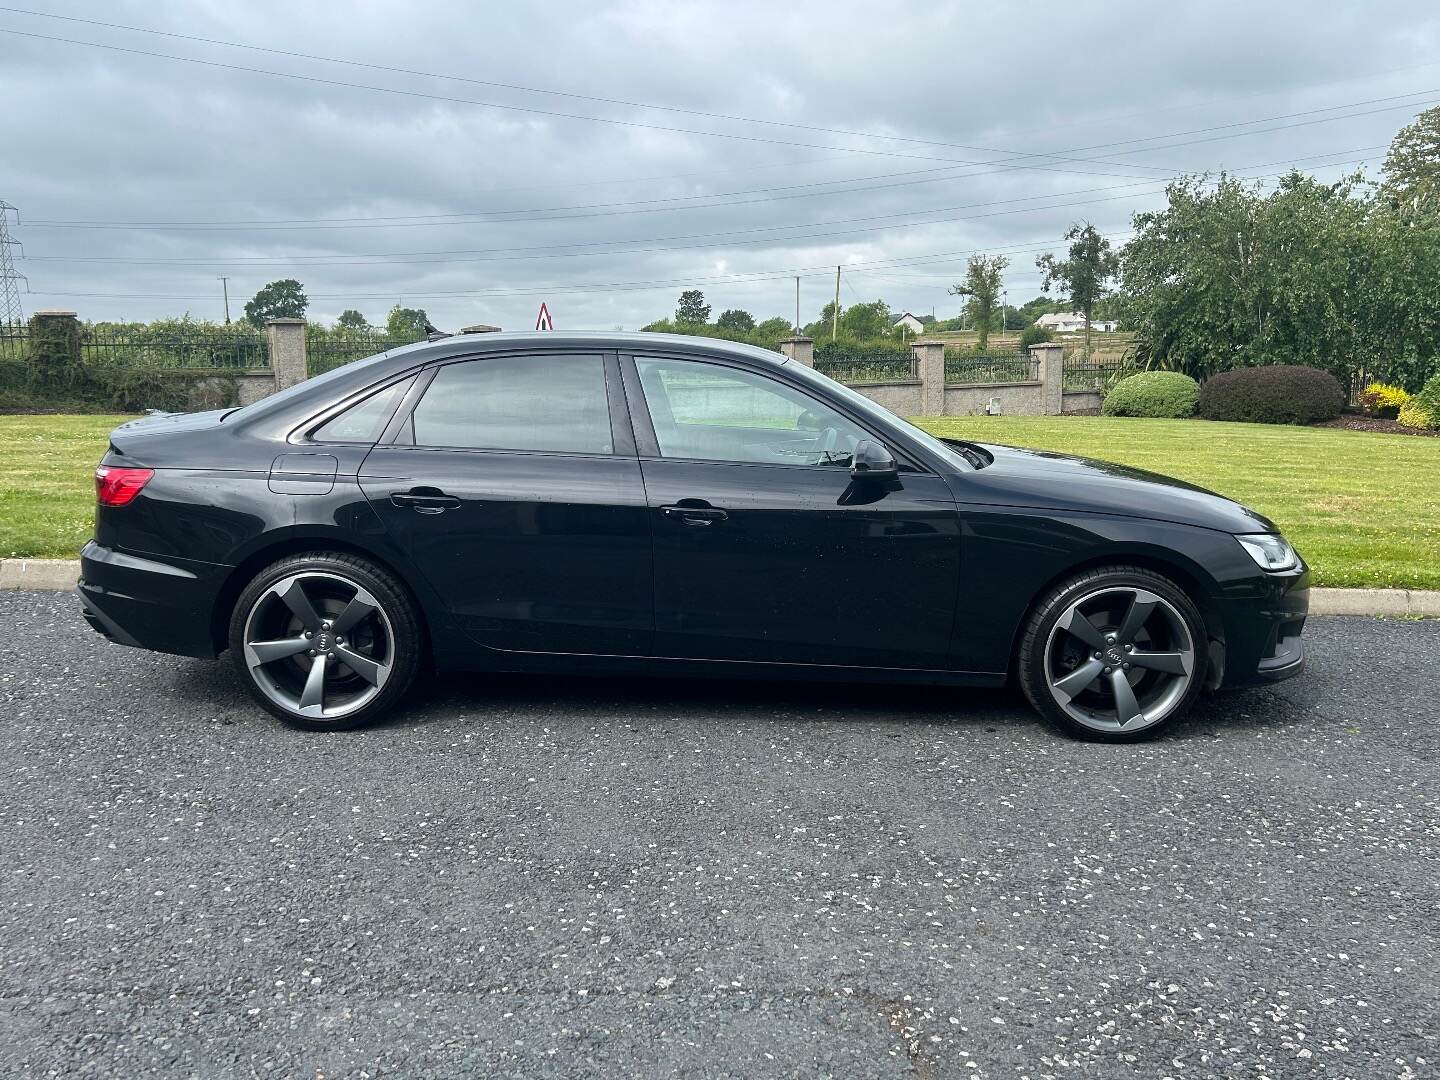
411;354;612;454
312;376;414;443
635;358;867;467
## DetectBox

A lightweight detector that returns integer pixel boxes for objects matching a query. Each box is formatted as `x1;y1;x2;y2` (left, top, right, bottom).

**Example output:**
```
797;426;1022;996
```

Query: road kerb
0;559;81;591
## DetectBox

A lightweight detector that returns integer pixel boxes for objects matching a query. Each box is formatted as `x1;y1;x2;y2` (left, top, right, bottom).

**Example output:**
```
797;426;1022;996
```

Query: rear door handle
661;503;728;525
391;488;462;514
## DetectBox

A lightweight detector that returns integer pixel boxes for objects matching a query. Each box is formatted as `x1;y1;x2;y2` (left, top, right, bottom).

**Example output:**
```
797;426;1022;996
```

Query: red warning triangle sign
535;302;554;331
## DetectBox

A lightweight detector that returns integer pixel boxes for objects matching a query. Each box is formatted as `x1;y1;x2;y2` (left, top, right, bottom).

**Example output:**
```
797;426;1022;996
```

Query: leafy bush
1402;371;1440;429
1101;371;1199;418
1197;365;1345;425
1397;400;1434;429
1019;324;1054;350
1359;382;1410;419
640;316;794;352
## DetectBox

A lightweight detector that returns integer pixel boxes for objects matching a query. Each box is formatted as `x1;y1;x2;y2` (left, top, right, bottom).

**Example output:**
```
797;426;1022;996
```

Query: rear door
623;353;961;670
358;351;652;656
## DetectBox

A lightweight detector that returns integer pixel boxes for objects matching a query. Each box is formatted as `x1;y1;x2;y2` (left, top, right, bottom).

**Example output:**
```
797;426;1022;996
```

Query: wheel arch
209;530;436;657
1008;544;1227;676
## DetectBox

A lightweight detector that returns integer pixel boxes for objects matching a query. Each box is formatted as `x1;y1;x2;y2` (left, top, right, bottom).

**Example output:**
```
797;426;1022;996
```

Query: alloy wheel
1042;586;1196;735
241;571;395;721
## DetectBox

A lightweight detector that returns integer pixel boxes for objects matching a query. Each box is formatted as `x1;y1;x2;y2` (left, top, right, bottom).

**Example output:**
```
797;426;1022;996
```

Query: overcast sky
3;1;1439;331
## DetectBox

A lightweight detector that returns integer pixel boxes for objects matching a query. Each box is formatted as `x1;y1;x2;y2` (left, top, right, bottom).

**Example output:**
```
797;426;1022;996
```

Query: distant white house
892;311;926;335
1035;312;1118;333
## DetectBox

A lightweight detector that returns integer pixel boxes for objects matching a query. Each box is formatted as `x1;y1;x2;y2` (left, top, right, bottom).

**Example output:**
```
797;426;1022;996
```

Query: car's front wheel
228;552;423;731
1017;566;1208;742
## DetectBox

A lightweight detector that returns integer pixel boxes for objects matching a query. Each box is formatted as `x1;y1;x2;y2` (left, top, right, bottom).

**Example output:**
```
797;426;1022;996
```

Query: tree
754;316;795;340
676;290;710;325
336;309;370;330
1121;172;1382;383
1036;224;1118;358
1381;106;1440;211
839;300;891;341
244;279;307;327
386;305;429;338
948;254;1008;351
715;308;756;332
802;299;892;341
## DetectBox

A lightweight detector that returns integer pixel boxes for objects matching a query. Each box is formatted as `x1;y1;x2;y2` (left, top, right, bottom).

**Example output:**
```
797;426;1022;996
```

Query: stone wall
784;337;1069;418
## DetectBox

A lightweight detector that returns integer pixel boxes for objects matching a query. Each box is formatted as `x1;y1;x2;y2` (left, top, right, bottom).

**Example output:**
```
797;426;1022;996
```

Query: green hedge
1101;371;1199;418
1197;365;1345;425
0;360;238;413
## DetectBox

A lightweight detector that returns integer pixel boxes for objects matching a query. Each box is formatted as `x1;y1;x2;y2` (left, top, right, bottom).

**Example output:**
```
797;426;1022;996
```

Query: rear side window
410;354;612;454
312;376;414;443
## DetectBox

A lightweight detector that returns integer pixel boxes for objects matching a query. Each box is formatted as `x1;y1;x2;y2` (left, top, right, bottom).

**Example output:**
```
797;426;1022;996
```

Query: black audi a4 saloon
78;331;1308;741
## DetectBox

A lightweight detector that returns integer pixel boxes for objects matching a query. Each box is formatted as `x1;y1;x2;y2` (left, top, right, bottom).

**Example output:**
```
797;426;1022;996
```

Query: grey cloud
2;0;1437;329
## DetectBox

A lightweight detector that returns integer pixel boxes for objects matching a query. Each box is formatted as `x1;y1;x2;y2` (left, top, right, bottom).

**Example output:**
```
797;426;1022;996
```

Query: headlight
1236;533;1298;572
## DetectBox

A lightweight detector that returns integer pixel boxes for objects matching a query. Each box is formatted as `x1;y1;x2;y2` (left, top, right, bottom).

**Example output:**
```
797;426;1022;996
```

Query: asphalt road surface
1;590;1437;1079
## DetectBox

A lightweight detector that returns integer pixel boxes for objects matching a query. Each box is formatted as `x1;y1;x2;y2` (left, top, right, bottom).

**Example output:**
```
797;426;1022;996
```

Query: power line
8;231;1142;305
0;7;1235;177
17;150;1377;269
0;26;1177;179
4;4;1434;172
23;238;1089;301
11;124;1395;235
7;23;1427;191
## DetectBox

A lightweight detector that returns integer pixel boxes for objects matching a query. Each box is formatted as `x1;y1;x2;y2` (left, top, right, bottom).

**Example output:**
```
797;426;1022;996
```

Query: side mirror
850;439;899;482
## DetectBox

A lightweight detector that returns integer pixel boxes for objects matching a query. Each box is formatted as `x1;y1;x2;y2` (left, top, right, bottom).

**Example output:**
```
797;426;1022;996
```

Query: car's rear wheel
1017;566;1207;742
228;552;422;731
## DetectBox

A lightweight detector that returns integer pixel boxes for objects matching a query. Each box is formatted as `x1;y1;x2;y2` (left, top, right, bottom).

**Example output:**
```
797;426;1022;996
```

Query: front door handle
661;502;728;526
391;487;462;514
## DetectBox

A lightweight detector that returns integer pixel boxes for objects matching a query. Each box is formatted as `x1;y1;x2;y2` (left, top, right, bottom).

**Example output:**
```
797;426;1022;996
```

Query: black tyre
228;551;423;731
1017;565;1208;743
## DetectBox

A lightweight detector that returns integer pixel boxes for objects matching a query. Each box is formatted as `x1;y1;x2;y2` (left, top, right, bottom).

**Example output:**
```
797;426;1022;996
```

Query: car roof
227;330;795;434
384;330;792;368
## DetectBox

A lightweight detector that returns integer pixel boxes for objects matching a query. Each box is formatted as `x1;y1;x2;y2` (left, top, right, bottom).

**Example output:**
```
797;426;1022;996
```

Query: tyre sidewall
227;552;422;731
1018;567;1208;743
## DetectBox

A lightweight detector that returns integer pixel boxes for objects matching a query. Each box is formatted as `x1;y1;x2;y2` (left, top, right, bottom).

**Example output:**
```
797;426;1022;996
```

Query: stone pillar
913;341;945;415
266;317;308;391
28;310;81;372
1031;342;1064;415
778;336;814;366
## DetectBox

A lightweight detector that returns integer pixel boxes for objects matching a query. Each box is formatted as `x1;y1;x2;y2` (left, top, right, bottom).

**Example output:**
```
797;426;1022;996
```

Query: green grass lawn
1;413;1436;590
0;415;136;561
913;415;1439;590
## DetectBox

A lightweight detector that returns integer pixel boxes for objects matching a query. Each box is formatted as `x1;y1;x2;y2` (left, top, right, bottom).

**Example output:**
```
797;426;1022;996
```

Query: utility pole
831;265;841;342
0;201;27;328
219;277;231;324
794;276;801;335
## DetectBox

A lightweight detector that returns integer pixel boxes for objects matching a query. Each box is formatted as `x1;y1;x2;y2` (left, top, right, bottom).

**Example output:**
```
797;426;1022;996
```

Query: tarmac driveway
1;590;1436;1078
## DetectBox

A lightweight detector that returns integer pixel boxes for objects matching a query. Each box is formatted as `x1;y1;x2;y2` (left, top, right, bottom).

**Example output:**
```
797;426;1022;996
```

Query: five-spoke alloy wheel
229;553;421;730
1018;566;1208;741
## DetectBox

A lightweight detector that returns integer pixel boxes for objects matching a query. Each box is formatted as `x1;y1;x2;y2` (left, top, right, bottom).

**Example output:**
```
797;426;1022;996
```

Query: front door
625;355;961;670
359;351;652;656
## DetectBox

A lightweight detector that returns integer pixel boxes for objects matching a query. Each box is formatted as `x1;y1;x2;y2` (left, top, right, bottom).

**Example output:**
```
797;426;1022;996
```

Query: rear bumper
77;541;223;658
1217;561;1310;687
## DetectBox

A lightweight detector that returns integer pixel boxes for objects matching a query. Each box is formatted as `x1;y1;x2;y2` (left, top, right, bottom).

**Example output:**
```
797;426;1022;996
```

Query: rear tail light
95;465;154;507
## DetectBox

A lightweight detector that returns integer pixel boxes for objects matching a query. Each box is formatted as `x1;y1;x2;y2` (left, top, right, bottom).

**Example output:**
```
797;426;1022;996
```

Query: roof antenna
424;320;450;341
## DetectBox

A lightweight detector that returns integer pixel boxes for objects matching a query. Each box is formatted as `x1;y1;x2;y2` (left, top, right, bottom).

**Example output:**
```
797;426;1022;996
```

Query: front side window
635;357;869;467
410;354;612;454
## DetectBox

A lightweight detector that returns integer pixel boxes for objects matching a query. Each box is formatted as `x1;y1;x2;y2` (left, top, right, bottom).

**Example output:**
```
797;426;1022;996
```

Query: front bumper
77;541;223;658
1216;560;1310;687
